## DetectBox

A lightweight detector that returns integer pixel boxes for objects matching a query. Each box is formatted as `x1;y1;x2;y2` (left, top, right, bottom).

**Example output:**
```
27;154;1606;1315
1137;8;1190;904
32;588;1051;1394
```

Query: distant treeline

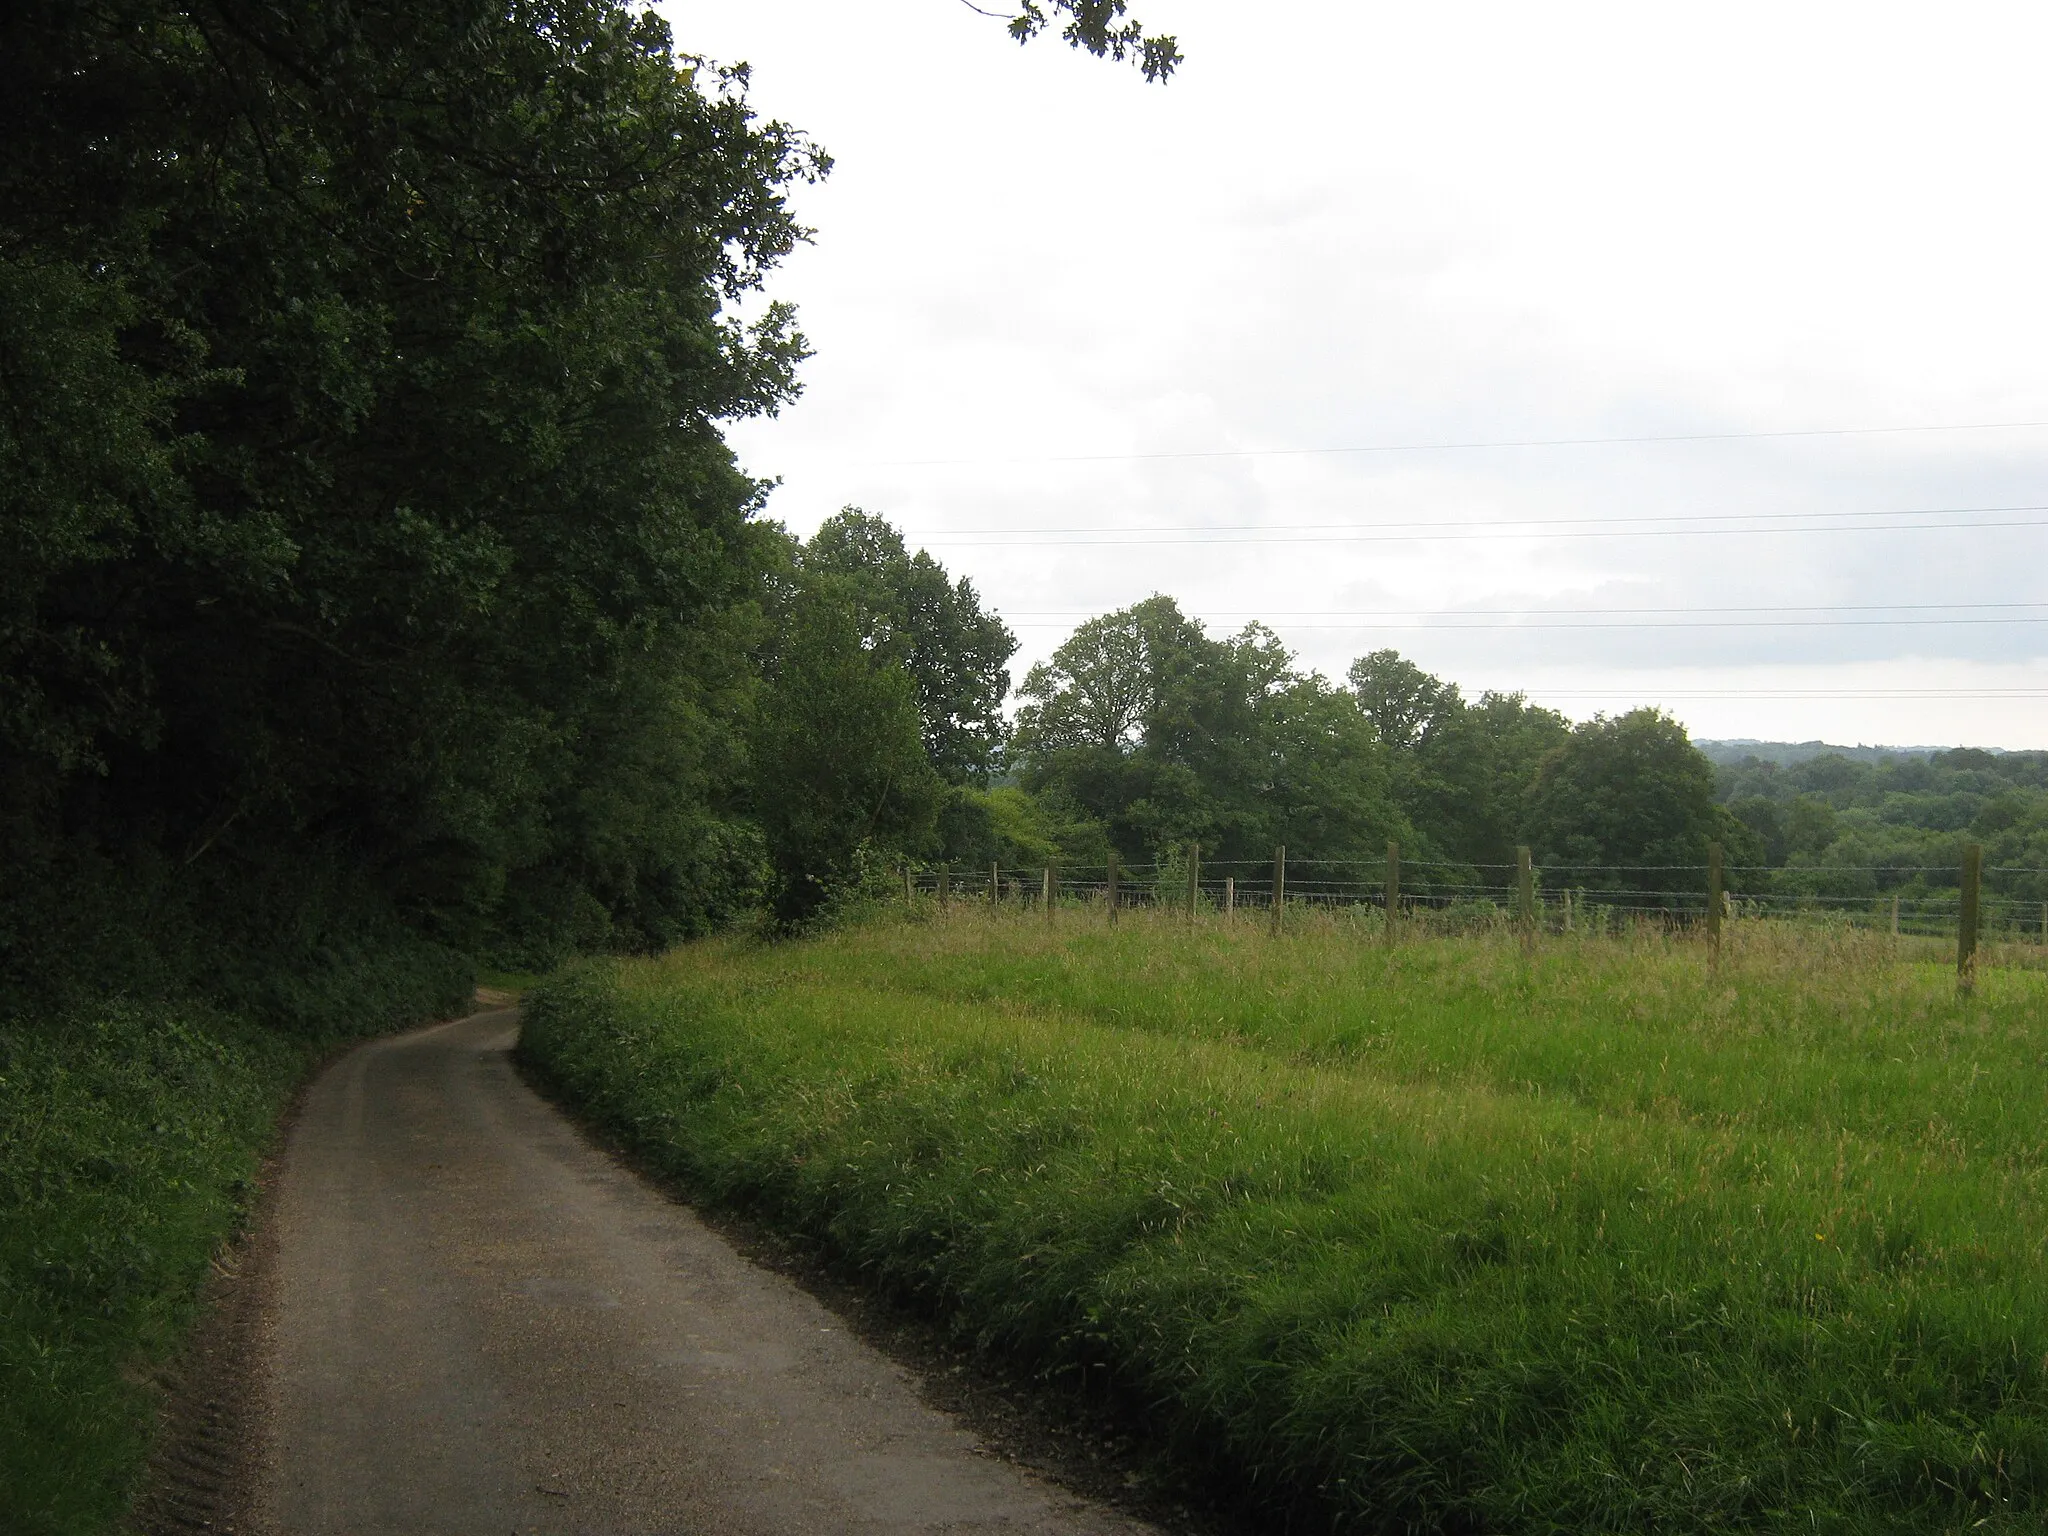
1695;740;1981;767
970;595;1734;896
1713;749;2048;904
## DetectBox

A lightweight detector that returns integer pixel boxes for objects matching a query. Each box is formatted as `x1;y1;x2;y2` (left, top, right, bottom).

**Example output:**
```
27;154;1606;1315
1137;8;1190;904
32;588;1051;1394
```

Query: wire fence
903;852;2048;949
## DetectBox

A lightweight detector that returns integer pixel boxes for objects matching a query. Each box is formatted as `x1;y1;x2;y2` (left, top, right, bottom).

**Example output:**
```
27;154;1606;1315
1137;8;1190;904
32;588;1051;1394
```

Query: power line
1004;616;2048;631
1002;602;2048;618
912;508;2048;548
861;417;2048;469
906;502;2048;539
1527;688;2048;700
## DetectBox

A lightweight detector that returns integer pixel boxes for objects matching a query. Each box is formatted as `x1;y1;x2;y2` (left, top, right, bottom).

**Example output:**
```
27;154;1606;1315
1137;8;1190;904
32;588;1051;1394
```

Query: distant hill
1691;739;1995;767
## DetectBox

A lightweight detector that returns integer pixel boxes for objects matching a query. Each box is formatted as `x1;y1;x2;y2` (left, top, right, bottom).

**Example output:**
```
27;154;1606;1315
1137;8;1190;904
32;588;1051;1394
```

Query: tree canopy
799;509;1016;784
1713;746;2048;908
2;0;828;989
1525;709;1755;894
1348;651;1571;869
1011;597;1403;865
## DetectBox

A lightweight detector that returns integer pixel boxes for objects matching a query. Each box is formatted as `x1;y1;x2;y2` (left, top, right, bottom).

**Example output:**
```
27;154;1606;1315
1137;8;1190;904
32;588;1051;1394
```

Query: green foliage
0;1007;300;1534
1527;708;1758;893
0;0;818;962
1715;748;2048;913
750;569;942;923
1349;650;1572;867
1001;1;1182;81
0;841;473;1035
1013;596;1405;864
1015;620;1727;889
801;508;1017;784
935;784;1112;870
525;917;2048;1534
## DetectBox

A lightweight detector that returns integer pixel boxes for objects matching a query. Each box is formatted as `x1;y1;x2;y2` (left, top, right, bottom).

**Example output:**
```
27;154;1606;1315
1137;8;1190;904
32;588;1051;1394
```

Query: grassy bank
0;943;470;1535
523;910;2048;1533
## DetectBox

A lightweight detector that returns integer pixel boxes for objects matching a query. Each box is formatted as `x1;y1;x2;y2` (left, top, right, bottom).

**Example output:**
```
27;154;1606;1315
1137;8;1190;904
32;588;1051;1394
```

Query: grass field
524;907;2048;1533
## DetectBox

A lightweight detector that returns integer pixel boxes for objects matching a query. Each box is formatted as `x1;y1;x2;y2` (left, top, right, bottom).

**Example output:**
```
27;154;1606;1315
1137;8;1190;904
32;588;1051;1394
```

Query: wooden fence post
1106;852;1119;926
1384;840;1400;943
1891;893;1900;940
990;862;1000;911
1958;842;1982;994
939;864;951;909
1044;866;1056;926
903;863;913;905
1271;845;1287;936
1225;875;1235;917
1706;840;1723;970
1516;845;1535;957
1187;841;1201;921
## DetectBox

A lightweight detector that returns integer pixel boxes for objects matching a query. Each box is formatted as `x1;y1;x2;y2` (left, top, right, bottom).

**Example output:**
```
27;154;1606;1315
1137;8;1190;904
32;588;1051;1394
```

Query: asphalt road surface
254;1009;1153;1535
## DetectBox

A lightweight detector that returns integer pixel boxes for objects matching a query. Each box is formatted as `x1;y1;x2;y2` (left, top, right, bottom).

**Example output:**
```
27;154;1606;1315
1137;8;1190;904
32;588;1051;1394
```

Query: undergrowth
0;930;470;1535
522;908;2048;1533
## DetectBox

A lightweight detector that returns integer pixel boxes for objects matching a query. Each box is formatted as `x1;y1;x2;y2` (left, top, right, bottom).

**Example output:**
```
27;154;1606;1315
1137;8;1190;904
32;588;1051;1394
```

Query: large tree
0;0;1182;984
1;0;820;966
1347;651;1571;869
749;565;941;923
1014;597;1402;863
1526;709;1753;896
801;509;1017;784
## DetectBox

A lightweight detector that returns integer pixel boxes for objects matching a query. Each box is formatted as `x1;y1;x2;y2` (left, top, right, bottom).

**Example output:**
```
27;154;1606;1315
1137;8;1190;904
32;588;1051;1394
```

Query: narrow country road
253;1009;1154;1535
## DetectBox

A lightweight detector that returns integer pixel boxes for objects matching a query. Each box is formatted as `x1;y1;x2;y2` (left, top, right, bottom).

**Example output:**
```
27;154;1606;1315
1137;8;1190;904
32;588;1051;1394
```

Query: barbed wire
917;876;2040;902
904;858;2048;945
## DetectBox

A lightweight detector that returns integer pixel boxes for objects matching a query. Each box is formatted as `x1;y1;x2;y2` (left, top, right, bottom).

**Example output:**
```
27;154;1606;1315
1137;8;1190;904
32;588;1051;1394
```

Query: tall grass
524;909;2048;1533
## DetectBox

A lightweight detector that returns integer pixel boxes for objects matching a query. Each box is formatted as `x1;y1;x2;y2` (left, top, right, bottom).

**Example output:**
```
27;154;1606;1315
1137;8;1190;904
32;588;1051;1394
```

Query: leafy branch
960;0;1182;82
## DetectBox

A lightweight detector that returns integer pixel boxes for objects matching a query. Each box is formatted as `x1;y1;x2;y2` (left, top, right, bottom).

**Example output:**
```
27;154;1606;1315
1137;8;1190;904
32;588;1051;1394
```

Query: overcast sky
667;0;2048;748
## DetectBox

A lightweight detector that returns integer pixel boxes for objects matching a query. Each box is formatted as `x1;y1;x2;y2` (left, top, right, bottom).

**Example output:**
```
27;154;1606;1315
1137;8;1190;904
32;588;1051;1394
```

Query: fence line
902;848;2048;959
1118;856;1996;876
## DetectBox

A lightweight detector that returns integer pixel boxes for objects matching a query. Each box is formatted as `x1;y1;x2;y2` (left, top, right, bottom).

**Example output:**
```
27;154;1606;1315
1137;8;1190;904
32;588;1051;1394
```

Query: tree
1727;795;1790;866
749;574;941;923
1014;595;1204;757
1011;596;1214;852
1454;690;1574;865
1349;650;1461;756
1;0;820;965
801;509;1017;783
1345;651;1568;869
1014;597;1402;863
1246;674;1404;862
1525;709;1754;896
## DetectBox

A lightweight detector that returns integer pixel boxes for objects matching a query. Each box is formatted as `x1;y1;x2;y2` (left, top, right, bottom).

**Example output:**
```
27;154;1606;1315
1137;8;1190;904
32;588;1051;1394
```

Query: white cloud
675;0;2048;746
